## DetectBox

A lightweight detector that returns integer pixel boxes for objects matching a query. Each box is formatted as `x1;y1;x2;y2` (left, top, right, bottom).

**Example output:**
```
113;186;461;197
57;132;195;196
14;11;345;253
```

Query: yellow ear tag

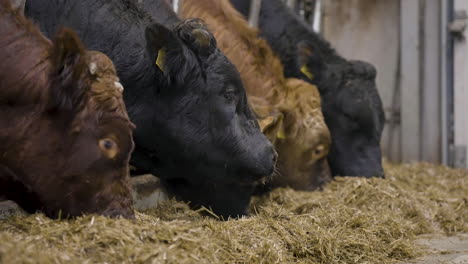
155;48;166;72
300;64;314;80
276;125;286;139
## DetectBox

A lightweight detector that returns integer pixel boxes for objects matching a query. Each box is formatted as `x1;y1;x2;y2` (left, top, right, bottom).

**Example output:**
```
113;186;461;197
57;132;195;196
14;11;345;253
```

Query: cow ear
48;28;88;113
174;18;217;59
145;22;182;74
297;40;325;82
258;112;285;145
10;0;25;15
278;106;301;139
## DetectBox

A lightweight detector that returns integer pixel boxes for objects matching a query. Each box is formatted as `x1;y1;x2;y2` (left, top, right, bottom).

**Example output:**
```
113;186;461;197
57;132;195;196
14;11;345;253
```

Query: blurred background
309;0;466;170
169;0;468;168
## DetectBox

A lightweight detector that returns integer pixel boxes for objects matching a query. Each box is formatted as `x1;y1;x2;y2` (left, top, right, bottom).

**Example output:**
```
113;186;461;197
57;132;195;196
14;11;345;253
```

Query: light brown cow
181;0;332;191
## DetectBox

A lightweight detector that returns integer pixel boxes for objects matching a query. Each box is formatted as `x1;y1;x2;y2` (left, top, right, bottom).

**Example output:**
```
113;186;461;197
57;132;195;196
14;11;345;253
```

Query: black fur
26;0;276;217
231;0;385;178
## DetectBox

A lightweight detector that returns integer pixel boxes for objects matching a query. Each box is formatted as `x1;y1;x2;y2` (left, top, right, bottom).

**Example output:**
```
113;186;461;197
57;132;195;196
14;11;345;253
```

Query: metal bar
440;0;455;166
447;0;455;167
418;0;425;159
248;0;262;28
441;0;449;165
400;0;422;162
421;0;442;163
313;0;321;32
451;0;468;168
387;30;402;162
173;0;180;15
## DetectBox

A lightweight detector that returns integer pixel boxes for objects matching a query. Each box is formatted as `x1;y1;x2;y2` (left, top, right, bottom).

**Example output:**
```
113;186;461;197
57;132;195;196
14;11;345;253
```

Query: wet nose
366;160;385;179
353;166;385;179
102;206;135;219
376;169;385;178
257;145;277;179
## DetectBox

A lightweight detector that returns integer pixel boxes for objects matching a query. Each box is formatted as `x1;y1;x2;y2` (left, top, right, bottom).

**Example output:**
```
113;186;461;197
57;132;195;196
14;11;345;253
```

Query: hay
0;162;467;264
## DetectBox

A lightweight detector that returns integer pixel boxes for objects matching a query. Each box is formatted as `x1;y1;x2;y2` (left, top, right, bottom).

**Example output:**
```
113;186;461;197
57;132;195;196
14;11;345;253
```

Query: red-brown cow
0;0;135;218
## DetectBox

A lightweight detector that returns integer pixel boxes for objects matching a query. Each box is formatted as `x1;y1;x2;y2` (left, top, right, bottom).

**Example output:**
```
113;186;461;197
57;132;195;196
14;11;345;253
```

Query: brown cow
180;0;332;191
0;0;135;218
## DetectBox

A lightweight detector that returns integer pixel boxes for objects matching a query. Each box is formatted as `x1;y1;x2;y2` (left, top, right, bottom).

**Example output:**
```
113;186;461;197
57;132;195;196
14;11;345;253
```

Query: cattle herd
0;0;385;219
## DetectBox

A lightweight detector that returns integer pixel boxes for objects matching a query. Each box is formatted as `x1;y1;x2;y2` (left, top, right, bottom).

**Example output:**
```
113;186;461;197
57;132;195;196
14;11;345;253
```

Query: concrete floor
401;234;468;264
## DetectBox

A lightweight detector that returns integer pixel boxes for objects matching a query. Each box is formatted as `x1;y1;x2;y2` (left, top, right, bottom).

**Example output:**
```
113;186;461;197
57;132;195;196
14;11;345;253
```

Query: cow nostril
378;171;386;178
103;206;135;219
272;150;279;164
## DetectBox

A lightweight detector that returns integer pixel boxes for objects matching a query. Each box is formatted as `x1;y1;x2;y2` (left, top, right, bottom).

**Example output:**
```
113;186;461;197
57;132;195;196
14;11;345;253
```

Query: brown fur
0;0;135;218
181;0;332;190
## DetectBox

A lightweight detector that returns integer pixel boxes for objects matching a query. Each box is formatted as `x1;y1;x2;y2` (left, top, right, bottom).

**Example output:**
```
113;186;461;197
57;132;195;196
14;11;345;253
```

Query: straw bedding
0;162;467;264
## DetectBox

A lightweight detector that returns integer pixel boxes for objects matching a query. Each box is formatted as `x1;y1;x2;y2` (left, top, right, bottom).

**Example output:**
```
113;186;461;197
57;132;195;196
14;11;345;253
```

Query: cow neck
256;0;346;65
0;5;51;106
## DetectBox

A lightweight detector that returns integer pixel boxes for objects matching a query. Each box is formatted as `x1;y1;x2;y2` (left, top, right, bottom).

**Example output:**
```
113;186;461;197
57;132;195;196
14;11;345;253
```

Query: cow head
134;19;276;216
296;40;385;178
23;29;135;218
255;80;332;191
324;61;385;178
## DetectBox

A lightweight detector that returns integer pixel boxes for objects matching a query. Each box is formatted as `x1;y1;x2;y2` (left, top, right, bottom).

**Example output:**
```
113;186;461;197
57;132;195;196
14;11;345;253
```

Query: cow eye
223;88;236;103
98;138;119;159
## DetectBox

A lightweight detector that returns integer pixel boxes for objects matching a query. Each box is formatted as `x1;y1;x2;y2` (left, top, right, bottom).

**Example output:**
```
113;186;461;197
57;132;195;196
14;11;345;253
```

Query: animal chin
222;168;271;186
242;170;274;186
253;174;272;186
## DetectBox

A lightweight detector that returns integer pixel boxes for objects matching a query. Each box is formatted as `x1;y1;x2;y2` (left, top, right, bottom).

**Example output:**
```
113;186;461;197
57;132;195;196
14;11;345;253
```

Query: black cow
25;0;277;217
231;0;385;178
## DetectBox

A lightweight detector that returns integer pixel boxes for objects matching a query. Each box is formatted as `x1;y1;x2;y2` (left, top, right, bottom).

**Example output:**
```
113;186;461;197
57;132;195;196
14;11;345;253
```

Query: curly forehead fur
282;78;326;138
84;51;129;120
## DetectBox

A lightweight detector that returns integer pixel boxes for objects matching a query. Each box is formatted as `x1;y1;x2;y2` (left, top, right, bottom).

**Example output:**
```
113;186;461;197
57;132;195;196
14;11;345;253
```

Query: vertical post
313;0;321;32
453;0;467;168
441;0;449;165
248;0;262;28
420;0;442;163
173;0;181;15
400;0;421;162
